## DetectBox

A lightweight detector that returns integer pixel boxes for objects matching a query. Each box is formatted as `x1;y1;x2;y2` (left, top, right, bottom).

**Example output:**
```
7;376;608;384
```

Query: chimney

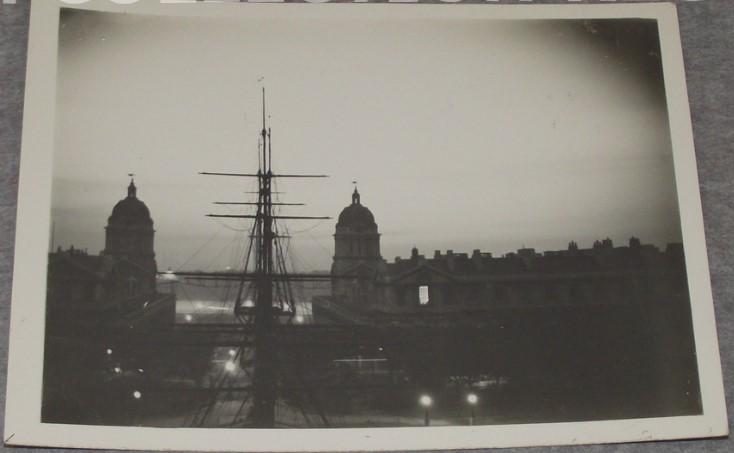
472;249;483;270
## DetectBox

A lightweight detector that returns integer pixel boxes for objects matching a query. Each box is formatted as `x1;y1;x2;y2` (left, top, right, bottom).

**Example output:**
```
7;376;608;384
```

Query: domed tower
103;178;157;278
331;187;381;305
333;187;381;264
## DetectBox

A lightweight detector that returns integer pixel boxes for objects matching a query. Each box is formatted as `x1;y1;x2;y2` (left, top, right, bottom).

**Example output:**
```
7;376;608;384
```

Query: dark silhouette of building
46;179;167;322
103;179;157;279
43;179;177;424
326;188;689;318
316;188;701;421
331;187;382;306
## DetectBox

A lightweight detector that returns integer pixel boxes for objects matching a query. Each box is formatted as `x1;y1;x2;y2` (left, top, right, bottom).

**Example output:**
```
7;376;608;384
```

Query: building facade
328;189;689;316
46;179;160;317
330;188;382;307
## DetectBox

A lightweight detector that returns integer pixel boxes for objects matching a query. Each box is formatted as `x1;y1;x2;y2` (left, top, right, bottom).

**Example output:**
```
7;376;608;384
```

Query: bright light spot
132;390;142;400
106;348;113;356
161;269;178;282
378;347;384;352
143;301;149;309
228;349;237;357
467;393;479;405
294;315;304;324
224;361;236;372
137;368;144;374
244;299;255;308
418;285;430;305
185;314;193;322
419;395;432;407
113;366;122;374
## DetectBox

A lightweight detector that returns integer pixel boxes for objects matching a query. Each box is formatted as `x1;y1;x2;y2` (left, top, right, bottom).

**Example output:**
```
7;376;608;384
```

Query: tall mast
198;89;330;428
252;87;276;427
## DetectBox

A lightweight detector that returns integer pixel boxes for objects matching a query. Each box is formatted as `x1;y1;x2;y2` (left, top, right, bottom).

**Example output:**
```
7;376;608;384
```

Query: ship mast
200;88;329;427
252;87;276;427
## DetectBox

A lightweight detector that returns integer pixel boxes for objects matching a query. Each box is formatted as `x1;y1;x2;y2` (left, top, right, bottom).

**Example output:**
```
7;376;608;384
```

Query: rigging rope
174;231;221;272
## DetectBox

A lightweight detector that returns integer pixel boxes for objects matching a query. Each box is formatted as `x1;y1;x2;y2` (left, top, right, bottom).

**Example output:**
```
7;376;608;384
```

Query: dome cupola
336;188;376;232
333;186;381;262
108;179;153;228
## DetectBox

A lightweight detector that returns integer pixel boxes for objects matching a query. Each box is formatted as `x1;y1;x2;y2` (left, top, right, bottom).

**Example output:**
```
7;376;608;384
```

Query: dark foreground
41;292;701;428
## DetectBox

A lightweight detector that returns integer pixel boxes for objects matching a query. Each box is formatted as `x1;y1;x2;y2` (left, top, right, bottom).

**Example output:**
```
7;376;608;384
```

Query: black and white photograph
3;1;728;451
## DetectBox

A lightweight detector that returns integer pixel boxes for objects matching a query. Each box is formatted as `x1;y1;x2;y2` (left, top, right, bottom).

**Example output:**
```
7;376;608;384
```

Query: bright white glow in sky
52;11;680;271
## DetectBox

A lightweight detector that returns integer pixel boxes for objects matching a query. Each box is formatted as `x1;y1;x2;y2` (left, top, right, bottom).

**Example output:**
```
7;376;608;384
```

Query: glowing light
294;315;304;324
184;314;193;322
467;393;479;405
113;366;122;374
419;395;433;407
228;349;237;357
137;368;144;374
243;299;255;308
378;347;384;352
161;268;178;282
419;285;430;305
105;348;113;356
224;361;236;372
132;390;142;400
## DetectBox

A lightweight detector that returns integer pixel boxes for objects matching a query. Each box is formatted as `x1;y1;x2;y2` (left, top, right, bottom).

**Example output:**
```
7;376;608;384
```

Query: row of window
402;279;671;307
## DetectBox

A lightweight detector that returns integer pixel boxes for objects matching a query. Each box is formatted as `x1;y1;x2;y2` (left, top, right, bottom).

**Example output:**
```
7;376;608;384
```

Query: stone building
328;188;689;317
43;179;175;424
319;188;699;420
46;179;162;318
330;187;382;307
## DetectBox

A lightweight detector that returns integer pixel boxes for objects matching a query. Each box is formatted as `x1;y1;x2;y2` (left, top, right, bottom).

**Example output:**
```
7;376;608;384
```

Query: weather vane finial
351;180;360;204
127;173;137;198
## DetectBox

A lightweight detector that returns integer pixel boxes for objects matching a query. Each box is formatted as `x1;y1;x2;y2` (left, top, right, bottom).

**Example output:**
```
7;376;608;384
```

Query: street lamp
130;390;143;426
419;394;432;426
466;393;479;425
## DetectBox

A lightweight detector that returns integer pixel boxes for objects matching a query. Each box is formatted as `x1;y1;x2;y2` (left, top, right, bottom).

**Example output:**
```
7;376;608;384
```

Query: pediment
388;262;454;284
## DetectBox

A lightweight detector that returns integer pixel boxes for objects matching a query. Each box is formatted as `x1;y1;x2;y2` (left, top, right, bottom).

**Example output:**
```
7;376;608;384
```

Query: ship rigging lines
173;88;331;428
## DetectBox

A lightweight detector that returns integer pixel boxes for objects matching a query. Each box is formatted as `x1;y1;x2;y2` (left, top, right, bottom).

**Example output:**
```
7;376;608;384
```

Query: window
418;285;430;305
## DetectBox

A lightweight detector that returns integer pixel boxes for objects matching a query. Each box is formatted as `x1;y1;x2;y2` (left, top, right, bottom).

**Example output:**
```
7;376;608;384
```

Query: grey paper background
0;0;731;452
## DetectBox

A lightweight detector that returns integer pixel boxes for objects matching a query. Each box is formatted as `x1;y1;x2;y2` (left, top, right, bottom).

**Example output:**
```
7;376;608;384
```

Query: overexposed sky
52;10;680;271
